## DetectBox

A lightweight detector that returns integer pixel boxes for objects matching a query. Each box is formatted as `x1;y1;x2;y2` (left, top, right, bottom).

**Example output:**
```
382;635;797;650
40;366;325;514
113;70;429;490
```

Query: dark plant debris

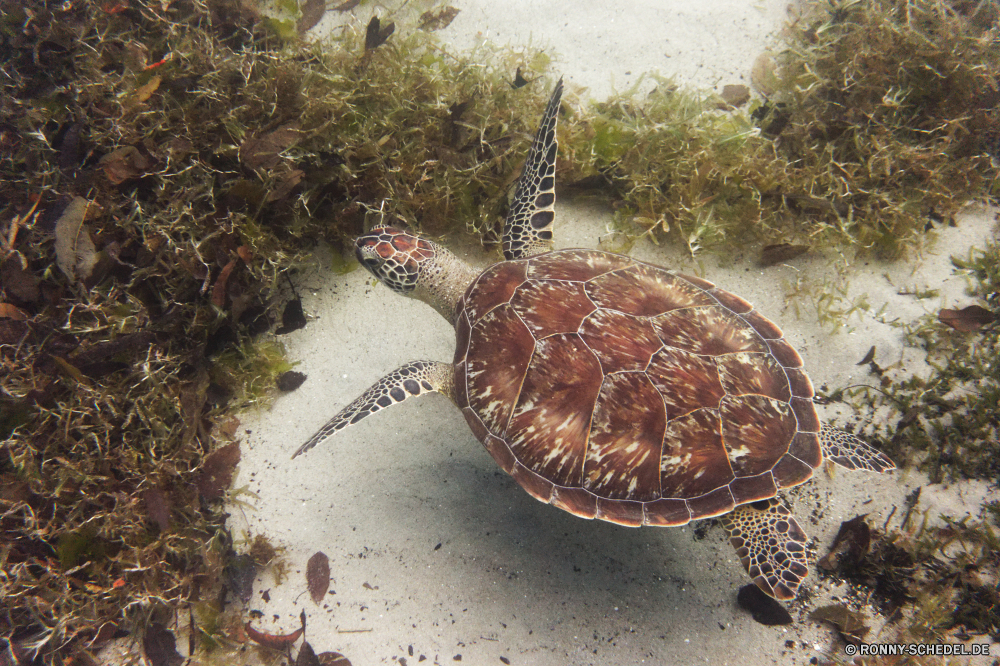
246;618;303;651
224;553;258;604
143;621;185;666
759;242;809;267
276;296;307;334
817;514;871;572
418;6;460;32
365;16;395;51
317;650;353;666
277;370;308;391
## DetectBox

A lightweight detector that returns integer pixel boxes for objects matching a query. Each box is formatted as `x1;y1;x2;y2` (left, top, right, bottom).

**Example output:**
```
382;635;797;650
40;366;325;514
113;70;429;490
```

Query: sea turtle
293;79;895;600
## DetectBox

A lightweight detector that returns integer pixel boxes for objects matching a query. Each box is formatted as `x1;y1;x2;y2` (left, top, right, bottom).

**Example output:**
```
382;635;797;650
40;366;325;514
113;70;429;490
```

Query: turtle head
355;225;434;295
354;225;478;323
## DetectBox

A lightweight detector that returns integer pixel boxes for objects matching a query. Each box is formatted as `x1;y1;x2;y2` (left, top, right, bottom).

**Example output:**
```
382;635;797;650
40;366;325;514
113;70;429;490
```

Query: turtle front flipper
721;498;810;601
502;78;562;260
820;424;896;473
292;360;454;458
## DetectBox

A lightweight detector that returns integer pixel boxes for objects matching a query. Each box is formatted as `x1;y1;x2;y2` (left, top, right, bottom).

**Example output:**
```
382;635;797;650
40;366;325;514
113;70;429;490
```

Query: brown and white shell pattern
453;249;823;528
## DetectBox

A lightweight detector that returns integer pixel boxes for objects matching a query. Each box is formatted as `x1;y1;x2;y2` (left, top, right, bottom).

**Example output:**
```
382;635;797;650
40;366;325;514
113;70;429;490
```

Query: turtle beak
355;236;383;274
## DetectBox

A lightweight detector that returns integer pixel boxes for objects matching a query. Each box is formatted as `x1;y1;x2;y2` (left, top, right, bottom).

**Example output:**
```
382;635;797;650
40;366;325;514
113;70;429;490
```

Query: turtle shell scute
653;306;771;356
643;498;692;527
587;264;717;316
597;498;645;527
510;279;595;338
526;249;632;281
464;260;528;323
686;486;736;519
552;486;598;519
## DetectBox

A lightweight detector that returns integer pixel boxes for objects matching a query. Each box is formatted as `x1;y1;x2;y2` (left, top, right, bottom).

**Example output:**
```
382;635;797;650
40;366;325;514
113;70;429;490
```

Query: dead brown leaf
419;6;460;31
938;305;997;331
306;551;330;604
196;442;241;500
267;168;305;202
54;197;99;285
100;146;152;184
211;257;238;308
0;303;28;320
297;642;321;666
132;75;161;104
1;255;40;302
856;345;876;366
759;243;809;267
808;604;870;645
818;515;871;571
143;622;183;666
245;621;303;651
317;652;352;666
142;487;170;532
240;124;302;170
717;84;750;109
751;52;778;96
364;16;394;50
298;0;326;33
275;297;306;335
225;553;257;603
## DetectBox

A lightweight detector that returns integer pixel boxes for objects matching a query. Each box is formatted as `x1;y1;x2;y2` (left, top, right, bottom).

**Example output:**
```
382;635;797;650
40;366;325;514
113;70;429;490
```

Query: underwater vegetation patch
561;0;999;259
0;0;998;661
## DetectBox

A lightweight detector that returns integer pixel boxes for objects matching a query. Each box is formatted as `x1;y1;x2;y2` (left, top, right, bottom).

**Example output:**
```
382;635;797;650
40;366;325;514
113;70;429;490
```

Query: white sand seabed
230;3;1000;665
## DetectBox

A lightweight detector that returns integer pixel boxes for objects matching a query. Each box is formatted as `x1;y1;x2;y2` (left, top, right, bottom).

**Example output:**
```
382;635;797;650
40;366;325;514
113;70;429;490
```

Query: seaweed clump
770;0;1000;260
0;0;555;661
560;0;999;258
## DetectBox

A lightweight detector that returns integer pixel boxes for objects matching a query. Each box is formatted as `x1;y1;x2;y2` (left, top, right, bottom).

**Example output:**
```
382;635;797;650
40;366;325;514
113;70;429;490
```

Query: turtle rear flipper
502;78;562;260
721;498;809;601
820;424;895;473
293;360;453;458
